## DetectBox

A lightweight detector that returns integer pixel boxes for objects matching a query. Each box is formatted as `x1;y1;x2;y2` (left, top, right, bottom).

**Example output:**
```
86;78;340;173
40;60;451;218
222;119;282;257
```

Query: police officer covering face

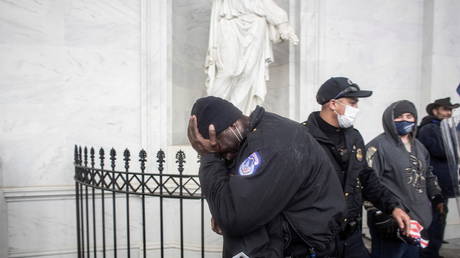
301;77;411;258
188;96;346;257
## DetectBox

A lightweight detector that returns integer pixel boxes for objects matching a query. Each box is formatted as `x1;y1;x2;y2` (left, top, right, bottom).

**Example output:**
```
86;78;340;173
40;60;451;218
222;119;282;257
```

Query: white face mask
335;101;360;128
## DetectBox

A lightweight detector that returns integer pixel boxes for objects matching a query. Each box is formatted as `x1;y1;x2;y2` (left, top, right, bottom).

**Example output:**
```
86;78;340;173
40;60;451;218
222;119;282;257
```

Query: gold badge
356;148;363;162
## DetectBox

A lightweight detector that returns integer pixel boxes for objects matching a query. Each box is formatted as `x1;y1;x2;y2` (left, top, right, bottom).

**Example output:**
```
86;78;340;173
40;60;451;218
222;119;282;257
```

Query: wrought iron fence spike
83;147;88;167
139;150;147;172
156;150;165;174
109;148;116;169
176;150;186;175
124;149;130;170
78;146;82;165
74;145;78;164
98;147;104;168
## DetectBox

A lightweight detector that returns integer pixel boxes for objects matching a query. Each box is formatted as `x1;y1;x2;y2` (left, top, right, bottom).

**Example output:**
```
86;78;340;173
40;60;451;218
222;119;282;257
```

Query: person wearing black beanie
393;101;417;119
188;96;346;258
366;100;443;258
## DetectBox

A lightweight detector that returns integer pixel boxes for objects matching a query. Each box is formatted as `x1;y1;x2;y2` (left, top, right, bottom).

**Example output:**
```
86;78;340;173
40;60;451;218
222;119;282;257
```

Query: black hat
191;96;243;139
426;97;460;115
394;100;417;119
316;77;373;105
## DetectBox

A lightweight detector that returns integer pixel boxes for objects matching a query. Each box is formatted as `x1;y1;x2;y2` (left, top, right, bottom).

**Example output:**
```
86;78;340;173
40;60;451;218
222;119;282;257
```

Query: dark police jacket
418;116;455;198
302;112;400;224
200;107;346;257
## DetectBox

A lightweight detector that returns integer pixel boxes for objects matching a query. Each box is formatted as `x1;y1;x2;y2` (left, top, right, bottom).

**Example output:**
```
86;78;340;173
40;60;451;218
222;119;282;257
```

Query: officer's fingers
396;212;411;236
403;216;411;235
208;124;217;146
211;217;222;235
191;116;203;139
187;116;196;142
395;215;404;230
216;226;223;235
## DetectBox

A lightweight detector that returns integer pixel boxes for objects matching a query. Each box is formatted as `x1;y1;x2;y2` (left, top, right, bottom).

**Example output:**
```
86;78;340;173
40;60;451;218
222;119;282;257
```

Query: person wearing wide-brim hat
425;97;460;118
418;97;460;258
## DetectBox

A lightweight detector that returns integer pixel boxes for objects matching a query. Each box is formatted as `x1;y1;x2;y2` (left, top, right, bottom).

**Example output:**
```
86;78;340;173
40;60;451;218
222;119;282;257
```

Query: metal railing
74;145;206;258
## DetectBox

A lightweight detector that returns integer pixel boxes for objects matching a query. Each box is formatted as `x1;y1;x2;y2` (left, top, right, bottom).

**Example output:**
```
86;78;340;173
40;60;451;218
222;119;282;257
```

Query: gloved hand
371;210;398;239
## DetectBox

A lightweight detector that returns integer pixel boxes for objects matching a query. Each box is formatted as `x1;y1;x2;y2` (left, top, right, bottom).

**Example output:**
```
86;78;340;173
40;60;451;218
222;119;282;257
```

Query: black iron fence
74;145;208;258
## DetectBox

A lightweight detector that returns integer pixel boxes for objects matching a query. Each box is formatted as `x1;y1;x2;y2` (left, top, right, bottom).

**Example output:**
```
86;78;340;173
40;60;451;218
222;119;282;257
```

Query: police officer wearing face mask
302;77;411;258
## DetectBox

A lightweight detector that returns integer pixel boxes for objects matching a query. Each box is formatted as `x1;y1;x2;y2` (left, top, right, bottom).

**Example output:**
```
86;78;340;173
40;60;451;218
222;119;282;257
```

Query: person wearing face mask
301;77;411;258
417;97;459;258
365;100;443;258
188;96;346;257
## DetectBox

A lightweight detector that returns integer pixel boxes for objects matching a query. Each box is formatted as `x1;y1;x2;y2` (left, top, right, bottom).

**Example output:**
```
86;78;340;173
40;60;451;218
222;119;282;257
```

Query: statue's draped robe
206;0;288;114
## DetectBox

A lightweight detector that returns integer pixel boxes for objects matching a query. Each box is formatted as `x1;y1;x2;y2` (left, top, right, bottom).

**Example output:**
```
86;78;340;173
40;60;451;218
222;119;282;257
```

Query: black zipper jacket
200;107;346;257
302;112;400;222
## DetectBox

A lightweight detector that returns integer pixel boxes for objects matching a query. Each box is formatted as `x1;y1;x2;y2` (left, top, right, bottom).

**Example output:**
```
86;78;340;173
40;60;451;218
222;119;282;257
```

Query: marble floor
440;238;460;258
363;237;460;257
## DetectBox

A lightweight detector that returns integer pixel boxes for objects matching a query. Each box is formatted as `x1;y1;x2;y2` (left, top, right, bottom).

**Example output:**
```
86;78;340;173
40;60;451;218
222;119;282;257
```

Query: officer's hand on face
211;217;223;235
188;116;220;155
392;207;411;236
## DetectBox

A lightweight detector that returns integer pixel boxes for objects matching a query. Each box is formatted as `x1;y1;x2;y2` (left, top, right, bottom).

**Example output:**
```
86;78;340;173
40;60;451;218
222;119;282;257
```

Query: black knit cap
393;100;417;119
191;96;243;139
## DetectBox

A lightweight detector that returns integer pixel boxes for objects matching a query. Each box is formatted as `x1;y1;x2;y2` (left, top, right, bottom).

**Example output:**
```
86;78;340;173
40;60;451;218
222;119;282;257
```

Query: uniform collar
315;112;344;135
304;112;335;145
249;106;265;132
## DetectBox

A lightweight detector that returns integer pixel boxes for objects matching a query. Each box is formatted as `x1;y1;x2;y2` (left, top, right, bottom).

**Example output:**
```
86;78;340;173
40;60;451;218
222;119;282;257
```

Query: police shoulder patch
366;146;378;167
238;152;262;176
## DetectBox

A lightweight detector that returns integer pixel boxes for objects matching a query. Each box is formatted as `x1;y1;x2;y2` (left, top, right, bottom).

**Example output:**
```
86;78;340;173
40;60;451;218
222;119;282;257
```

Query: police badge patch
356;148;363;162
238;152;262;176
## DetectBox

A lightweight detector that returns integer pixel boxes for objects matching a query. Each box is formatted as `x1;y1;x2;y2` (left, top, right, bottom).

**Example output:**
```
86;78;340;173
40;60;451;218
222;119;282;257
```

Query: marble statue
205;0;299;114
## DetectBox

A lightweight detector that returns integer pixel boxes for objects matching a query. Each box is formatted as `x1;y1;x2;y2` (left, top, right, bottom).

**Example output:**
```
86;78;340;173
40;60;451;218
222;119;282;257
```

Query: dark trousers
422;199;448;258
334;230;370;258
368;217;420;258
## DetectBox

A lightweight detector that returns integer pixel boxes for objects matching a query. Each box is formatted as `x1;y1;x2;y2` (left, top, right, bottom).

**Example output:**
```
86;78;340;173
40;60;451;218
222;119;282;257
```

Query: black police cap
316;77;373;105
191;96;243;139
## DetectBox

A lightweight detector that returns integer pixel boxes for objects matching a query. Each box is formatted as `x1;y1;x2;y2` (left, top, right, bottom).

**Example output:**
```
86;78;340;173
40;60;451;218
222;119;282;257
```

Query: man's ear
327;100;336;111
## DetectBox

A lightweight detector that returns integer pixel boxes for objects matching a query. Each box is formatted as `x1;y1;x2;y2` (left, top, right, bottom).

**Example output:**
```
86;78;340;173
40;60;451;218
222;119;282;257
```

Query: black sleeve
362;146;401;214
199;150;304;237
424;152;443;201
418;125;447;160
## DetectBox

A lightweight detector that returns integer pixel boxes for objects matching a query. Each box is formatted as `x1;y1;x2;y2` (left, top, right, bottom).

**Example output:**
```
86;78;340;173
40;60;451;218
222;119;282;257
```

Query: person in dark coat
366;100;443;258
188;96;346;258
417;97;459;258
302;77;411;258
